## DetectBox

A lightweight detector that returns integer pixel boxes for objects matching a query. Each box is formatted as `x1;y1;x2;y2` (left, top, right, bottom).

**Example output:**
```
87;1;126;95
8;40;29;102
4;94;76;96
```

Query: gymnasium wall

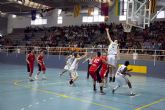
0;53;165;79
0;17;8;35
7;6;120;34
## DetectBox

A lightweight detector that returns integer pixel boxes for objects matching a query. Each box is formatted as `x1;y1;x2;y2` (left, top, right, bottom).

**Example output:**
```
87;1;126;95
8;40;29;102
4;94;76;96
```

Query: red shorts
100;68;108;79
89;69;102;83
89;70;97;81
38;63;46;71
28;63;34;73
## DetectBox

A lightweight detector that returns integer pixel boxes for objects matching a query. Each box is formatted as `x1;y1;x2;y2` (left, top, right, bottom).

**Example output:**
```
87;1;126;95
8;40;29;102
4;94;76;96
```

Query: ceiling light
17;0;23;4
12;14;17;18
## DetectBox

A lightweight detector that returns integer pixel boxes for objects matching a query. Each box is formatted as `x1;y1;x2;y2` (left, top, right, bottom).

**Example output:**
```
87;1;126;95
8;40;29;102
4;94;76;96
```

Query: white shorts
70;69;78;78
115;73;129;86
107;54;117;67
64;64;70;70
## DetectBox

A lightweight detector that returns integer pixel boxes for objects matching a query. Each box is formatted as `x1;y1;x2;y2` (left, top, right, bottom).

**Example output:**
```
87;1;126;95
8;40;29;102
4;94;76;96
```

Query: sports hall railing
0;46;165;66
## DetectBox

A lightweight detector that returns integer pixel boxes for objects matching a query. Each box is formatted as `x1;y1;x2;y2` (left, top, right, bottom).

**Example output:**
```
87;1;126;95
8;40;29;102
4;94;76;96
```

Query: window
83;15;105;23
82;16;93;23
119;0;128;21
93;8;99;15
57;16;63;24
119;15;126;21
82;16;88;22
57;9;63;24
82;7;105;23
87;16;93;22
98;15;105;22
156;11;165;19
31;19;47;25
31;14;47;25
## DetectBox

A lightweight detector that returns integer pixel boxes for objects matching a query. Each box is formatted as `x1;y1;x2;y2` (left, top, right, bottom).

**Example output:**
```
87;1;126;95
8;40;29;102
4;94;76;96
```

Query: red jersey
101;56;108;69
89;57;102;72
38;55;44;63
27;53;35;63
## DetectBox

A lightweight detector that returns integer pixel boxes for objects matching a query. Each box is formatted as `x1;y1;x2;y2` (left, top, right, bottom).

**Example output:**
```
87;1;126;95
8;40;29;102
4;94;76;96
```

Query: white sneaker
129;93;136;96
103;83;108;88
35;75;39;80
42;75;47;80
29;77;34;82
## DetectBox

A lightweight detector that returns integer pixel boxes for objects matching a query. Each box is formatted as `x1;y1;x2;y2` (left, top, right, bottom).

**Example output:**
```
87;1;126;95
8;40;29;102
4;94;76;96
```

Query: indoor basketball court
0;0;165;110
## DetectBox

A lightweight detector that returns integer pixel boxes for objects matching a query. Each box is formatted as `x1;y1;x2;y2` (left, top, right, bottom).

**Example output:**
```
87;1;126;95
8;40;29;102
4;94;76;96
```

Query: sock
114;85;120;90
113;77;115;82
69;79;73;85
129;88;133;94
100;86;103;93
109;77;112;82
93;84;96;91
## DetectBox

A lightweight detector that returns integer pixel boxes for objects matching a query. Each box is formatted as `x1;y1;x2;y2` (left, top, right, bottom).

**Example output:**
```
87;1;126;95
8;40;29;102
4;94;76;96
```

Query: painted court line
14;80;120;110
135;98;165;110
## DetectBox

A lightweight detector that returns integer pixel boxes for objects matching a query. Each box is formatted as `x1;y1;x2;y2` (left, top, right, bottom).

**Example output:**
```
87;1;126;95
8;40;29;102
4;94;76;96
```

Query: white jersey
66;56;74;65
89;58;92;64
116;64;127;75
115;64;129;86
70;58;79;70
108;42;118;55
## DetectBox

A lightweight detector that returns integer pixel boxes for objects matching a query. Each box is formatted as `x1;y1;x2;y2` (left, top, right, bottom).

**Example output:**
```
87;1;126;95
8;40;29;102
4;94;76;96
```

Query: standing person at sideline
26;48;35;81
105;28;119;82
69;52;87;85
35;49;47;80
112;61;135;96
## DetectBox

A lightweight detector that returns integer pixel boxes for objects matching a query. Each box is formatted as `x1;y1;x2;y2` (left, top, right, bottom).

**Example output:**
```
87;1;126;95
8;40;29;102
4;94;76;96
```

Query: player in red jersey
100;55;109;88
35;49;47;80
89;52;112;95
26;48;35;81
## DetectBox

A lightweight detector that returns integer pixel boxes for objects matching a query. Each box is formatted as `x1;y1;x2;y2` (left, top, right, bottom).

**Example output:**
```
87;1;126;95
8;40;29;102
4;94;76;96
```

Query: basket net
122;23;132;33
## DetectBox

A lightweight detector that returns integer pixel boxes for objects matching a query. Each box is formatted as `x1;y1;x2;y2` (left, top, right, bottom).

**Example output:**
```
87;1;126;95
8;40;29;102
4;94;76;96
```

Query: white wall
7;7;122;34
7;15;31;33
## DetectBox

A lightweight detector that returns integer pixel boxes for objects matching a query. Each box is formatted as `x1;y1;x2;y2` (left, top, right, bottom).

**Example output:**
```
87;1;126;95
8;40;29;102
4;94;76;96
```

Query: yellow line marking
22;82;64;88
135;98;165;110
14;80;119;110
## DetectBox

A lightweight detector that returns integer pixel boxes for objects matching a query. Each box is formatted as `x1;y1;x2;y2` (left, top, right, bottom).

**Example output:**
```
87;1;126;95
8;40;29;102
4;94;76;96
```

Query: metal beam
134;0;147;15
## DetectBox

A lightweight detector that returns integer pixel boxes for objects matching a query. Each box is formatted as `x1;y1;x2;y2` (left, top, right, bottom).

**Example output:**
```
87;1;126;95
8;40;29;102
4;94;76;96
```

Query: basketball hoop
122;23;132;33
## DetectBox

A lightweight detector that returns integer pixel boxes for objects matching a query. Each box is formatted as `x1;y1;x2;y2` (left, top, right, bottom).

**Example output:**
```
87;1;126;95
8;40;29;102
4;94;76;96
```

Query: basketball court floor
0;63;165;110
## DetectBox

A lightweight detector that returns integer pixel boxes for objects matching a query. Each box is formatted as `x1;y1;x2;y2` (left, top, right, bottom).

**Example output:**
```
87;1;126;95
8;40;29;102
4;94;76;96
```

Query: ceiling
0;0;101;15
0;0;164;15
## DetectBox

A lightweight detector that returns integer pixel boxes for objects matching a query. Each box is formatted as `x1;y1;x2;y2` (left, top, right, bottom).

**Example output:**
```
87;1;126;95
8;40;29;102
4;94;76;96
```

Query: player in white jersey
105;28;119;82
69;52;87;85
60;54;75;77
112;61;135;96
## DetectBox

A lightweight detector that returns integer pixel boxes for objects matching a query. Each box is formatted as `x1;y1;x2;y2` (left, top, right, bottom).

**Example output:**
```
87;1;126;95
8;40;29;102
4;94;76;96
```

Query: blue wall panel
0;53;164;78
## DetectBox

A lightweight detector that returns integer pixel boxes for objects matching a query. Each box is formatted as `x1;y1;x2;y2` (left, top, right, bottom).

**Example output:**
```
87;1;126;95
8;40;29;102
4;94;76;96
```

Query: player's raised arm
102;59;115;68
105;28;113;44
78;52;87;60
